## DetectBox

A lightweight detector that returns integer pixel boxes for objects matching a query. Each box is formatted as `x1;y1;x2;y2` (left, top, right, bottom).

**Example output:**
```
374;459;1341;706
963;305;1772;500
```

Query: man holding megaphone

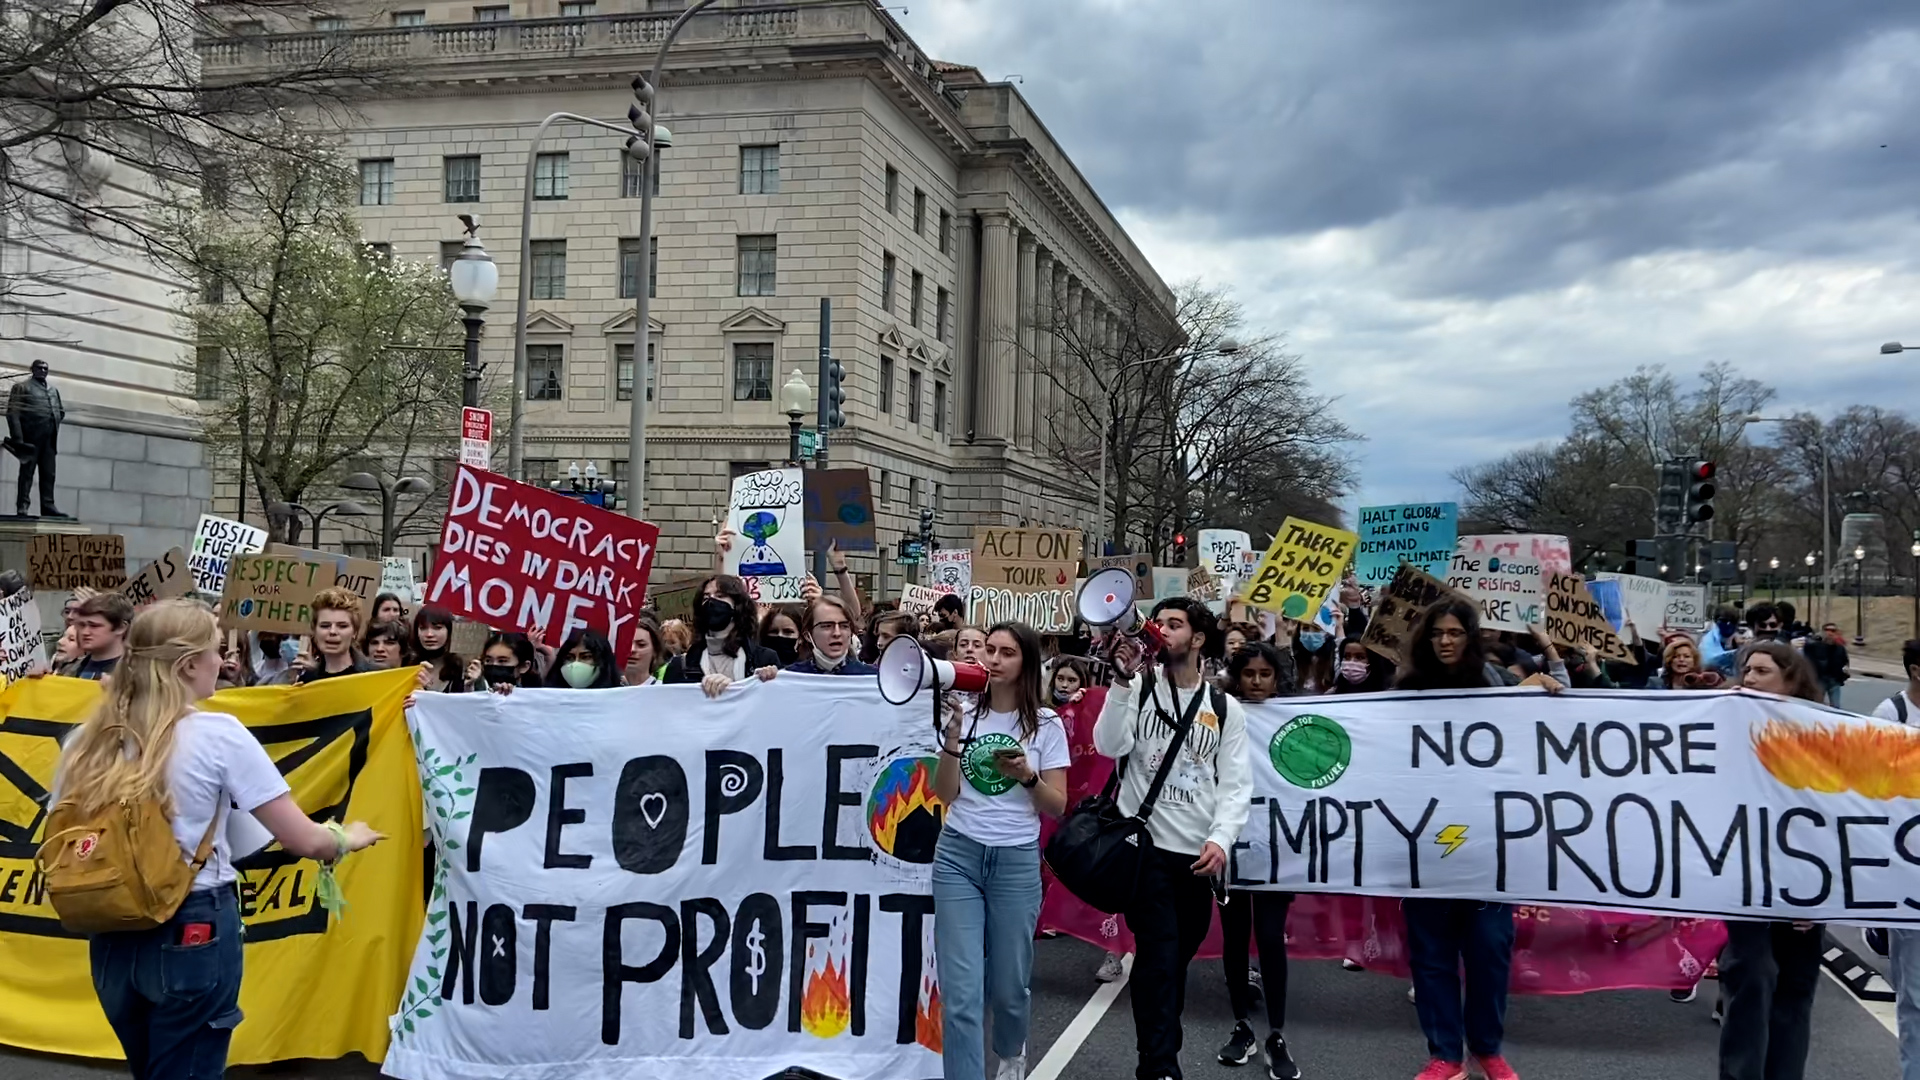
1093;598;1263;1080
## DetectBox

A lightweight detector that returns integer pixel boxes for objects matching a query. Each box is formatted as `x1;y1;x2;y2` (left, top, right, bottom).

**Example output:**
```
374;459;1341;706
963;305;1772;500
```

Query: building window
618;237;657;299
527;345;563;401
881;252;895;312
908;369;922;424
933;481;943;509
740;145;780;194
913;189;926;234
935;287;949;341
440;240;464;270
358;159;393;205
909;476;921;509
194;346;222;399
938;209;951;254
909;271;923;328
615;341;655;402
732;342;774;401
737;235;777;296
878;355;894;414
313;15;348;31
473;5;508;20
558;0;594;14
443;155;480;202
621;154;659;198
392;10;425;25
533;152;568;200
879;469;891;503
530;239;566;299
524;458;561;486
933;380;946;434
884;165;898;214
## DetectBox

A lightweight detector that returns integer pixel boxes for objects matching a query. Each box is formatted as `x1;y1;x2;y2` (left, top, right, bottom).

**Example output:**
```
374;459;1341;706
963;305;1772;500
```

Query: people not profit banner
386;680;944;1080
726;467;808;603
1354;503;1459;588
0;670;424;1063
1447;534;1573;633
429;464;660;658
1235;687;1920;925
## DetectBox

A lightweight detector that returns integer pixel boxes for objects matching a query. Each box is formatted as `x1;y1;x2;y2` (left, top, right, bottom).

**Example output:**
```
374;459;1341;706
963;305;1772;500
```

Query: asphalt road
1840;673;1906;716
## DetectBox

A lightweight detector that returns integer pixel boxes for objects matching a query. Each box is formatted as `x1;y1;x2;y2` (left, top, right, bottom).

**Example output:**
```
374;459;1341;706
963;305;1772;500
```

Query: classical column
976;210;1017;443
1015;230;1039;451
952;212;977;438
1033;248;1056;452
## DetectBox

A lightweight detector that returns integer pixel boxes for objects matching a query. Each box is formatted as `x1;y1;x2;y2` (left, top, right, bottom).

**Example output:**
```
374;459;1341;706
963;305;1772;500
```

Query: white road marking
1824;966;1898;1037
1029;953;1133;1080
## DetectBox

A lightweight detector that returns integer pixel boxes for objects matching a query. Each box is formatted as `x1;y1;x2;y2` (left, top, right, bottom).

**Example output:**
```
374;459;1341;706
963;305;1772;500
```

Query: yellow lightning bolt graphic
1435;824;1468;858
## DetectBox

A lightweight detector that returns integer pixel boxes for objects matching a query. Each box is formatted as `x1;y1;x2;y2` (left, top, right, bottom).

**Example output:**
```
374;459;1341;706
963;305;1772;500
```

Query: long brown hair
972;622;1044;740
1395;598;1493;690
1738;640;1824;702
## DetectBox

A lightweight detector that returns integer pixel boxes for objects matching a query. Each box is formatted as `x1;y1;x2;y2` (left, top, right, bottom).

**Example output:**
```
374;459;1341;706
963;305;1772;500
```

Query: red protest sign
426;464;659;656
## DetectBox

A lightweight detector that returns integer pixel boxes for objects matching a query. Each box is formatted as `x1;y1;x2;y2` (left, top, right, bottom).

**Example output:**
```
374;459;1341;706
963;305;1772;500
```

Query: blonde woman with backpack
42;599;384;1079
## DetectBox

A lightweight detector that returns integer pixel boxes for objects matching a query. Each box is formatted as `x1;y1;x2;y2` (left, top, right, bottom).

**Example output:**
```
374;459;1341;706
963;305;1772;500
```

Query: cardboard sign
380;558;416;604
1361;564;1470;664
899;583;947;616
801;468;877;553
449;618;492;660
1086;552;1152;601
188;515;267;596
1446;534;1572;633
425;464;660;658
1354;502;1458;587
647;577;707;626
263;544;383;605
1592;572;1669;642
1544;573;1637;665
1665;584;1708;630
220;554;362;634
972;527;1083;594
724;467;806;598
27;534;125;591
967;584;1073;633
1197;529;1252;581
1186;565;1220;601
1241;517;1358;620
927;549;972;596
120;548;193;608
0;589;46;679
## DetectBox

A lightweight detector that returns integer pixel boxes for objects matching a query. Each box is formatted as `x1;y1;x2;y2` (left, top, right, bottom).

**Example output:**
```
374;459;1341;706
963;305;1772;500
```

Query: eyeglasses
1430;628;1469;641
813;621;852;633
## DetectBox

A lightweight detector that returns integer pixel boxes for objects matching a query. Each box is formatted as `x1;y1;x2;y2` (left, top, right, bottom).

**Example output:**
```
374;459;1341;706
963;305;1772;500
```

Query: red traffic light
1173;532;1186;546
1692;461;1715;481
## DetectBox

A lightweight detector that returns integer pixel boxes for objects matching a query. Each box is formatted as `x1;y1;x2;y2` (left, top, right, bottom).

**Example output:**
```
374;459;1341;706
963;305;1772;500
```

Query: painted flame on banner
800;950;851;1038
1752;719;1920;799
916;970;943;1053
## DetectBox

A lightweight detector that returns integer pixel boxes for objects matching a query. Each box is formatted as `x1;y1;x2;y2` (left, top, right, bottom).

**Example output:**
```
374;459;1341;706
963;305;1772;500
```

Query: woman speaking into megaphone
930;622;1070;1080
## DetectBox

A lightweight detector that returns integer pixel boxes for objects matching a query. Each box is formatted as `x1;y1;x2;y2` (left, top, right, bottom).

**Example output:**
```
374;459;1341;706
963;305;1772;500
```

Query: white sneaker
1095;951;1126;983
994;1053;1027;1080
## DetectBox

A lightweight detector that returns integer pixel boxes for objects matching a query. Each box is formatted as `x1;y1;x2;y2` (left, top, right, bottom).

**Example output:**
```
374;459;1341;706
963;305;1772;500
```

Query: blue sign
1354;502;1459;587
1586;578;1627;633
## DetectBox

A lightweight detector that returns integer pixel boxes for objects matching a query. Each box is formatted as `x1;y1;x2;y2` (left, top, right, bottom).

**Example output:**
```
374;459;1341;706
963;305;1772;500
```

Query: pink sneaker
1473;1055;1519;1080
1415;1061;1466;1080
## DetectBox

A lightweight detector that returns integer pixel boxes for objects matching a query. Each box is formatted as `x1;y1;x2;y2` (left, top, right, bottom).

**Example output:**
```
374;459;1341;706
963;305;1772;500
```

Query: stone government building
203;0;1176;582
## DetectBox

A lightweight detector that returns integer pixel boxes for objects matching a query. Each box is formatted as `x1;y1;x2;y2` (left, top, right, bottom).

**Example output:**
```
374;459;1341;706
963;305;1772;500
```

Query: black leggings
1220;889;1295;1029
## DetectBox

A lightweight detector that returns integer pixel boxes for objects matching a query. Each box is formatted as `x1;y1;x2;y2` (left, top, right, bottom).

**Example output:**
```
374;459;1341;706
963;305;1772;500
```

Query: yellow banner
1240;516;1359;619
0;669;423;1063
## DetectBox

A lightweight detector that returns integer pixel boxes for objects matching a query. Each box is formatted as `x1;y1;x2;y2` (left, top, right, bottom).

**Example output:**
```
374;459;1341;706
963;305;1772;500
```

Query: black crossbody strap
1129;668;1204;823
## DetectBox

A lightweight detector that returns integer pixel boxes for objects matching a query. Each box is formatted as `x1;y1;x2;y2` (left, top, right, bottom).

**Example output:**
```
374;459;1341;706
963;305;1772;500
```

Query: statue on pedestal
5;360;66;518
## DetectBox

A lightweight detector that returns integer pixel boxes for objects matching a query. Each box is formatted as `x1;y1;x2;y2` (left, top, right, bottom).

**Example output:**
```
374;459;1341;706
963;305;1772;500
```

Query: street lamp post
1744;415;1832;622
1609;482;1659;537
269;500;373;548
1095;338;1240;552
341;472;435;556
780;369;812;467
1853;544;1868;646
1804;552;1817;620
1769;556;1779;601
1910;537;1920;638
449;216;498;409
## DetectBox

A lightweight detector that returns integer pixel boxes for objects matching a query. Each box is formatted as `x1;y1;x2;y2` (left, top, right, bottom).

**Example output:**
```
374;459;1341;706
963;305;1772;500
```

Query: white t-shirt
1872;690;1919;725
167;712;292;889
943;707;1070;848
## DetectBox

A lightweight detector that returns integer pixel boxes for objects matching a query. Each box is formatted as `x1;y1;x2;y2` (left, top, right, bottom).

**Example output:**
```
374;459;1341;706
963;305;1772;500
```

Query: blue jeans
1402;898;1514;1063
89;888;245;1080
933;827;1042;1080
1893;929;1920;1080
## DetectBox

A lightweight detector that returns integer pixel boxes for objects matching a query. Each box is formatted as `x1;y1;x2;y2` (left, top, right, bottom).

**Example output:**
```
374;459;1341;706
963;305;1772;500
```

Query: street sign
797;429;818;459
895;538;926;565
460;407;493;470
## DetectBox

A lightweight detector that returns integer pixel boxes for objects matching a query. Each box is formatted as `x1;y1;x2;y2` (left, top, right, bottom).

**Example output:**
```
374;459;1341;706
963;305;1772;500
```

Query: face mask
697;598;736;634
812;644;845;672
278;638;299;663
482;663;518;686
1051;686;1075;705
1339;660;1370;684
560;660;598;689
1298;631;1328;653
767;637;798;665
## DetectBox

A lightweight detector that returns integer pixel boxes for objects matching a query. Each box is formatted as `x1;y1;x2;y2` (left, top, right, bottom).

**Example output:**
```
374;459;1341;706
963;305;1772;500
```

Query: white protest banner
382;557;416;604
1197;529;1251;585
1235;688;1920;925
1593;572;1669;643
899;583;946;616
927;549;971;597
725;468;806;601
1446;534;1572;633
388;682;944;1080
0;590;46;679
188;514;267;597
1666;584;1708;630
1354;503;1458;587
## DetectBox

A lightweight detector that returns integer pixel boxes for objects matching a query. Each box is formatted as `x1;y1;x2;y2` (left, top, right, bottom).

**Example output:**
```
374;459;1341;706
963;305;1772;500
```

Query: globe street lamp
449;216;498;409
1853;544;1868;646
269;500;373;548
341;471;435;556
1804;552;1817;619
1910;535;1920;637
780;369;812;467
1769;556;1779;601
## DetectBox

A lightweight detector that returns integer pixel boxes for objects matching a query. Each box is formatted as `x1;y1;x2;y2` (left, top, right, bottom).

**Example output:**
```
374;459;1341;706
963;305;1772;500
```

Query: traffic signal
1172;532;1187;562
1709;540;1738;584
1656;460;1686;535
1685;460;1716;525
1627;538;1659;575
625;75;655;163
918;506;935;548
825;352;846;429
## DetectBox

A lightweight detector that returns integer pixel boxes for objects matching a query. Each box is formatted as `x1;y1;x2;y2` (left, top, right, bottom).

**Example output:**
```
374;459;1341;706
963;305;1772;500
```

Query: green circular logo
1280;594;1309;619
1269;713;1351;789
961;732;1021;796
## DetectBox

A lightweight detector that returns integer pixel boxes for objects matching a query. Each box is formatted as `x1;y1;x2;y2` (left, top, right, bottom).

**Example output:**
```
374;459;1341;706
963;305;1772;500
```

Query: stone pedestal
0;516;106;639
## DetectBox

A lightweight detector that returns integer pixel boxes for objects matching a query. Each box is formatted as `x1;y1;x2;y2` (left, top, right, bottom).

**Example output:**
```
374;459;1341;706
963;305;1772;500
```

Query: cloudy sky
899;0;1920;511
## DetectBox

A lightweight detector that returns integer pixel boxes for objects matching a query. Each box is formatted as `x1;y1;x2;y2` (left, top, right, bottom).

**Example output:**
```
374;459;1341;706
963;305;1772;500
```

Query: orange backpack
35;794;219;934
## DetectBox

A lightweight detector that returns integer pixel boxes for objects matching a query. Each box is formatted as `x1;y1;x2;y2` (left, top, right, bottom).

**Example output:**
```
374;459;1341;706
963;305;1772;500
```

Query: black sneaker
1217;1021;1258;1066
1264;1031;1302;1079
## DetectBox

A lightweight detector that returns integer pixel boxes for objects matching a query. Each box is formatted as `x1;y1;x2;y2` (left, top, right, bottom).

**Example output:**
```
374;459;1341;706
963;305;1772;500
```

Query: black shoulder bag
1043;668;1203;914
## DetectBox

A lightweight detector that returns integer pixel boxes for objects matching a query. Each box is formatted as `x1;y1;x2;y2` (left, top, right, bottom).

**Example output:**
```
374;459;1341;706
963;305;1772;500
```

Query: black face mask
767;637;798;665
481;663;518;686
697;597;737;634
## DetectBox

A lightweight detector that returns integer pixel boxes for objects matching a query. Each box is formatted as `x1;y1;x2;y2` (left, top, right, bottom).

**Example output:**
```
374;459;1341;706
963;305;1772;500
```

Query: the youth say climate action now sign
426;464;659;657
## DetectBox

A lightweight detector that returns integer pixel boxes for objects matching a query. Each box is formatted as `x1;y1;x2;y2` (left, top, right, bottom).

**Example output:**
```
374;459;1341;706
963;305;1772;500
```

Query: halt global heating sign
1354;503;1458;587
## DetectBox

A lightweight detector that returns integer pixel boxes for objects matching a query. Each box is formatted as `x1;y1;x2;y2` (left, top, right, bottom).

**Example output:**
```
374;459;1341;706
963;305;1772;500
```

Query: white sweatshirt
1093;668;1252;858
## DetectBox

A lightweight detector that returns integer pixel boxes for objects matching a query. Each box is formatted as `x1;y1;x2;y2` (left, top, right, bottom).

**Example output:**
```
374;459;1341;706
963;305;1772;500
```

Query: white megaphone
1077;566;1165;676
877;633;989;706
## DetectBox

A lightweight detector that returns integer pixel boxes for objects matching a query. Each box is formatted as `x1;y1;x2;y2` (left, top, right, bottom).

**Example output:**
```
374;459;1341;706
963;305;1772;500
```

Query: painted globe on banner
867;756;944;864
